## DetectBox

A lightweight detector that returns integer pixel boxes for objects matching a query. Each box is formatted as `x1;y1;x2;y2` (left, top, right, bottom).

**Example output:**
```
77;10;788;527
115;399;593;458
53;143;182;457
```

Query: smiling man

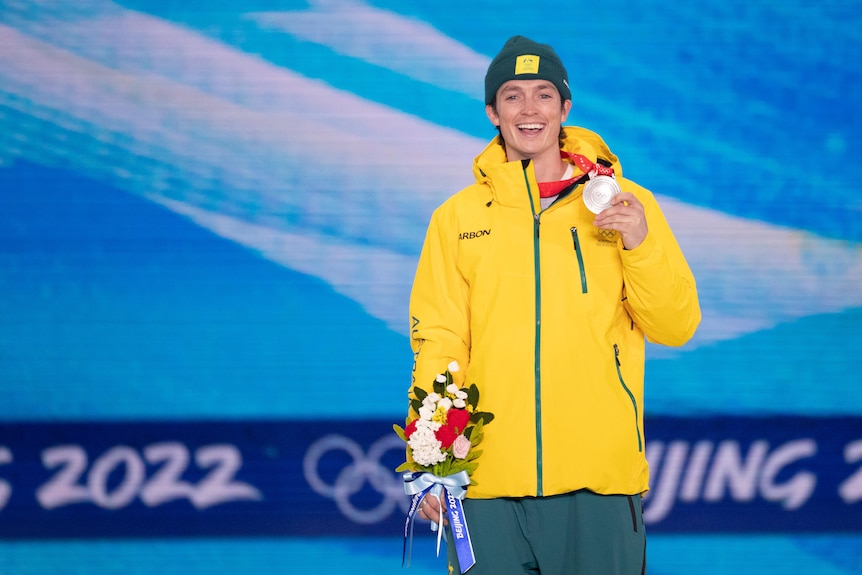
407;35;701;574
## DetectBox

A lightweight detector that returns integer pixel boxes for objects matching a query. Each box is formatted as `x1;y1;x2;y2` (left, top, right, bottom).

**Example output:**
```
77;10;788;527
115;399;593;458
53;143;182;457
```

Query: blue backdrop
1;1;860;573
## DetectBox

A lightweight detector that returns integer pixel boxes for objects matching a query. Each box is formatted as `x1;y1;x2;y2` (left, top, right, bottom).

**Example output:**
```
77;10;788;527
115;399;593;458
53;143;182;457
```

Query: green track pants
447;489;646;575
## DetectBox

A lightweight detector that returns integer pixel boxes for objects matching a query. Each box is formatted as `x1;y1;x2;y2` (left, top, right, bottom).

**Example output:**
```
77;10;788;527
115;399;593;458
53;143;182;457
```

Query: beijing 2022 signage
0;417;859;538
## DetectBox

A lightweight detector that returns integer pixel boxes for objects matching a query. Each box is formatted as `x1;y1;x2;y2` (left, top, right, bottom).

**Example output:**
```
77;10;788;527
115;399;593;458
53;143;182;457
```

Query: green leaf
433;376;446;395
449;461;478;480
413;387;428;401
470;411;494;425
410;398;422;414
470;429;483;446
470;432;483;448
467;384;479;408
393;424;407;442
468;419;484;446
395;462;417;473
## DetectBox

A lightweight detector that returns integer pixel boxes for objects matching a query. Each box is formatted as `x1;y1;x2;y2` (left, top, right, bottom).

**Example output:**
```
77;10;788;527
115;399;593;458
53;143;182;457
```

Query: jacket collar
472;126;621;209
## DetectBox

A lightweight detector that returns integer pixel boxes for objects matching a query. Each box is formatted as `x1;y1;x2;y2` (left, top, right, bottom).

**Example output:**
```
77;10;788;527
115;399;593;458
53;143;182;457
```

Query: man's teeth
518;124;543;130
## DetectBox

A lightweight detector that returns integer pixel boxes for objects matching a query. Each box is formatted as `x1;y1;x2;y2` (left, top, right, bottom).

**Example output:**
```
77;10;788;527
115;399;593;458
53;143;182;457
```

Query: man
408;35;700;574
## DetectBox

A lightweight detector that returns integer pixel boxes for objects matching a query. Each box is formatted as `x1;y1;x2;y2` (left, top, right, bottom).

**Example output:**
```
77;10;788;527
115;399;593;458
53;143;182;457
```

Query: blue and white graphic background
1;1;860;574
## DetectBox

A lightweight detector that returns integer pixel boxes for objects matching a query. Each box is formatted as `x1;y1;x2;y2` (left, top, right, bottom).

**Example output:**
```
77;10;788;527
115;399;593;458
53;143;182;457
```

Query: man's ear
485;104;499;127
561;99;572;123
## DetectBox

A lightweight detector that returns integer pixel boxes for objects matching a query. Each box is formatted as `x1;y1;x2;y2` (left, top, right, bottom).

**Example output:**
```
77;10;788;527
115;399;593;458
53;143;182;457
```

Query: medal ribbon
537;151;614;198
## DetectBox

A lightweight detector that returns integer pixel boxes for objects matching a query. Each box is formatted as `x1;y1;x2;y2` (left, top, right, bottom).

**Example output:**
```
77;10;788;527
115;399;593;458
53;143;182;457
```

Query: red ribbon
537;151;614;198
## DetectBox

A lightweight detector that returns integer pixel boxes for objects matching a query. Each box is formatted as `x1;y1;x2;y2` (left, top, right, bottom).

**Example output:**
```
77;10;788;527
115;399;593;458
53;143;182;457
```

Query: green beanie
484;35;571;104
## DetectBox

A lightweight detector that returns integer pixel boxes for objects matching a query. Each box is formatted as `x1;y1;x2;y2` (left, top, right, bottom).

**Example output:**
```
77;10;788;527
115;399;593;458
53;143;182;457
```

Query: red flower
447;409;471;434
404;419;418;439
435;424;458;449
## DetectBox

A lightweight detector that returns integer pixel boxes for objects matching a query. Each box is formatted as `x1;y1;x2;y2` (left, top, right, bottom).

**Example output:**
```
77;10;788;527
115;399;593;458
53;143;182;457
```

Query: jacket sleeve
407;204;471;411
619;185;701;347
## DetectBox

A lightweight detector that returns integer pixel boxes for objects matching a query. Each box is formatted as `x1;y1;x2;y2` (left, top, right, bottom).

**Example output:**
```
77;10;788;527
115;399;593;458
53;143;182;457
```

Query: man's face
486;79;571;162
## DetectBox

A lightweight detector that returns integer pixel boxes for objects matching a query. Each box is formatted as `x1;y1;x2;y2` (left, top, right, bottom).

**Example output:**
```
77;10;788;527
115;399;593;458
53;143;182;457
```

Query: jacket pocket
627;495;640;533
570;227;587;294
614;343;643;452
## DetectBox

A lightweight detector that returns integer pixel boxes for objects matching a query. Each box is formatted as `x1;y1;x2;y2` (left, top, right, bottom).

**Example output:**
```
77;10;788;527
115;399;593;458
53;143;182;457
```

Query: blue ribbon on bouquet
402;470;475;573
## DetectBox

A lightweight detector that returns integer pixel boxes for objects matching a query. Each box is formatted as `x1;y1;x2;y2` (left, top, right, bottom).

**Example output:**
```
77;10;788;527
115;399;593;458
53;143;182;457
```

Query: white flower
424;392;442;406
418;406;434;421
414;418;440;432
453;398;466;409
408;425;447;466
448;361;460;373
437;397;453;411
436;374;447;383
446;383;459;394
455;390;468;400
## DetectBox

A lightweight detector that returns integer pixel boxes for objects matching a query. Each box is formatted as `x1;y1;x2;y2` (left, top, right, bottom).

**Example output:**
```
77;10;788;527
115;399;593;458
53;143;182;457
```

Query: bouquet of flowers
396;361;494;572
394;361;494;480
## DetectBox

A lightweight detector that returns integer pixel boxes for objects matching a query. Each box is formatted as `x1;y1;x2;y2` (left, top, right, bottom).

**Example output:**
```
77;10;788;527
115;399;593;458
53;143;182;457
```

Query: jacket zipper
570;227;588;293
614;343;643;452
524;165;544;497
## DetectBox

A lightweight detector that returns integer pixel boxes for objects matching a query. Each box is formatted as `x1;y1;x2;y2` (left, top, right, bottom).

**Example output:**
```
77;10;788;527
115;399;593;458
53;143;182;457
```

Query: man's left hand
593;192;648;250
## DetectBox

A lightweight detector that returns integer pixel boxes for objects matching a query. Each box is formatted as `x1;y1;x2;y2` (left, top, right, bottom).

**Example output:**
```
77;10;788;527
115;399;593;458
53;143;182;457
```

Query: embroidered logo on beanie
515;55;540;75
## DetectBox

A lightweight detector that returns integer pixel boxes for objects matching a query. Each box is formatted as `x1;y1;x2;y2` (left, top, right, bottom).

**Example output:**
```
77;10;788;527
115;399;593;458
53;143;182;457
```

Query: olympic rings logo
303;434;408;524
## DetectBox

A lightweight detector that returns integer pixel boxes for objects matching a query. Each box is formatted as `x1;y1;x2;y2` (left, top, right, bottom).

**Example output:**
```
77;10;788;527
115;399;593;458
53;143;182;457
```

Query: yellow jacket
408;126;700;498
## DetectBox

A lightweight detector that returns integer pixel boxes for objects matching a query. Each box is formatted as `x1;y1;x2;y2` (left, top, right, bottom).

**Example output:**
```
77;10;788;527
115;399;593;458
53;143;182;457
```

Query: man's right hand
418;494;449;526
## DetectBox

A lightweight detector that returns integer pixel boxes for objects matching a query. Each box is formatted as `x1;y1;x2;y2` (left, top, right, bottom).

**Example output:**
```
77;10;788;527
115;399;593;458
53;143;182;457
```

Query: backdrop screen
1;1;860;574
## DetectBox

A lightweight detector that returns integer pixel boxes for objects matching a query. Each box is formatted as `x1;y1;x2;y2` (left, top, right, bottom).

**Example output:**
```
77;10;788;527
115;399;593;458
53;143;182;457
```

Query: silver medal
583;174;621;214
